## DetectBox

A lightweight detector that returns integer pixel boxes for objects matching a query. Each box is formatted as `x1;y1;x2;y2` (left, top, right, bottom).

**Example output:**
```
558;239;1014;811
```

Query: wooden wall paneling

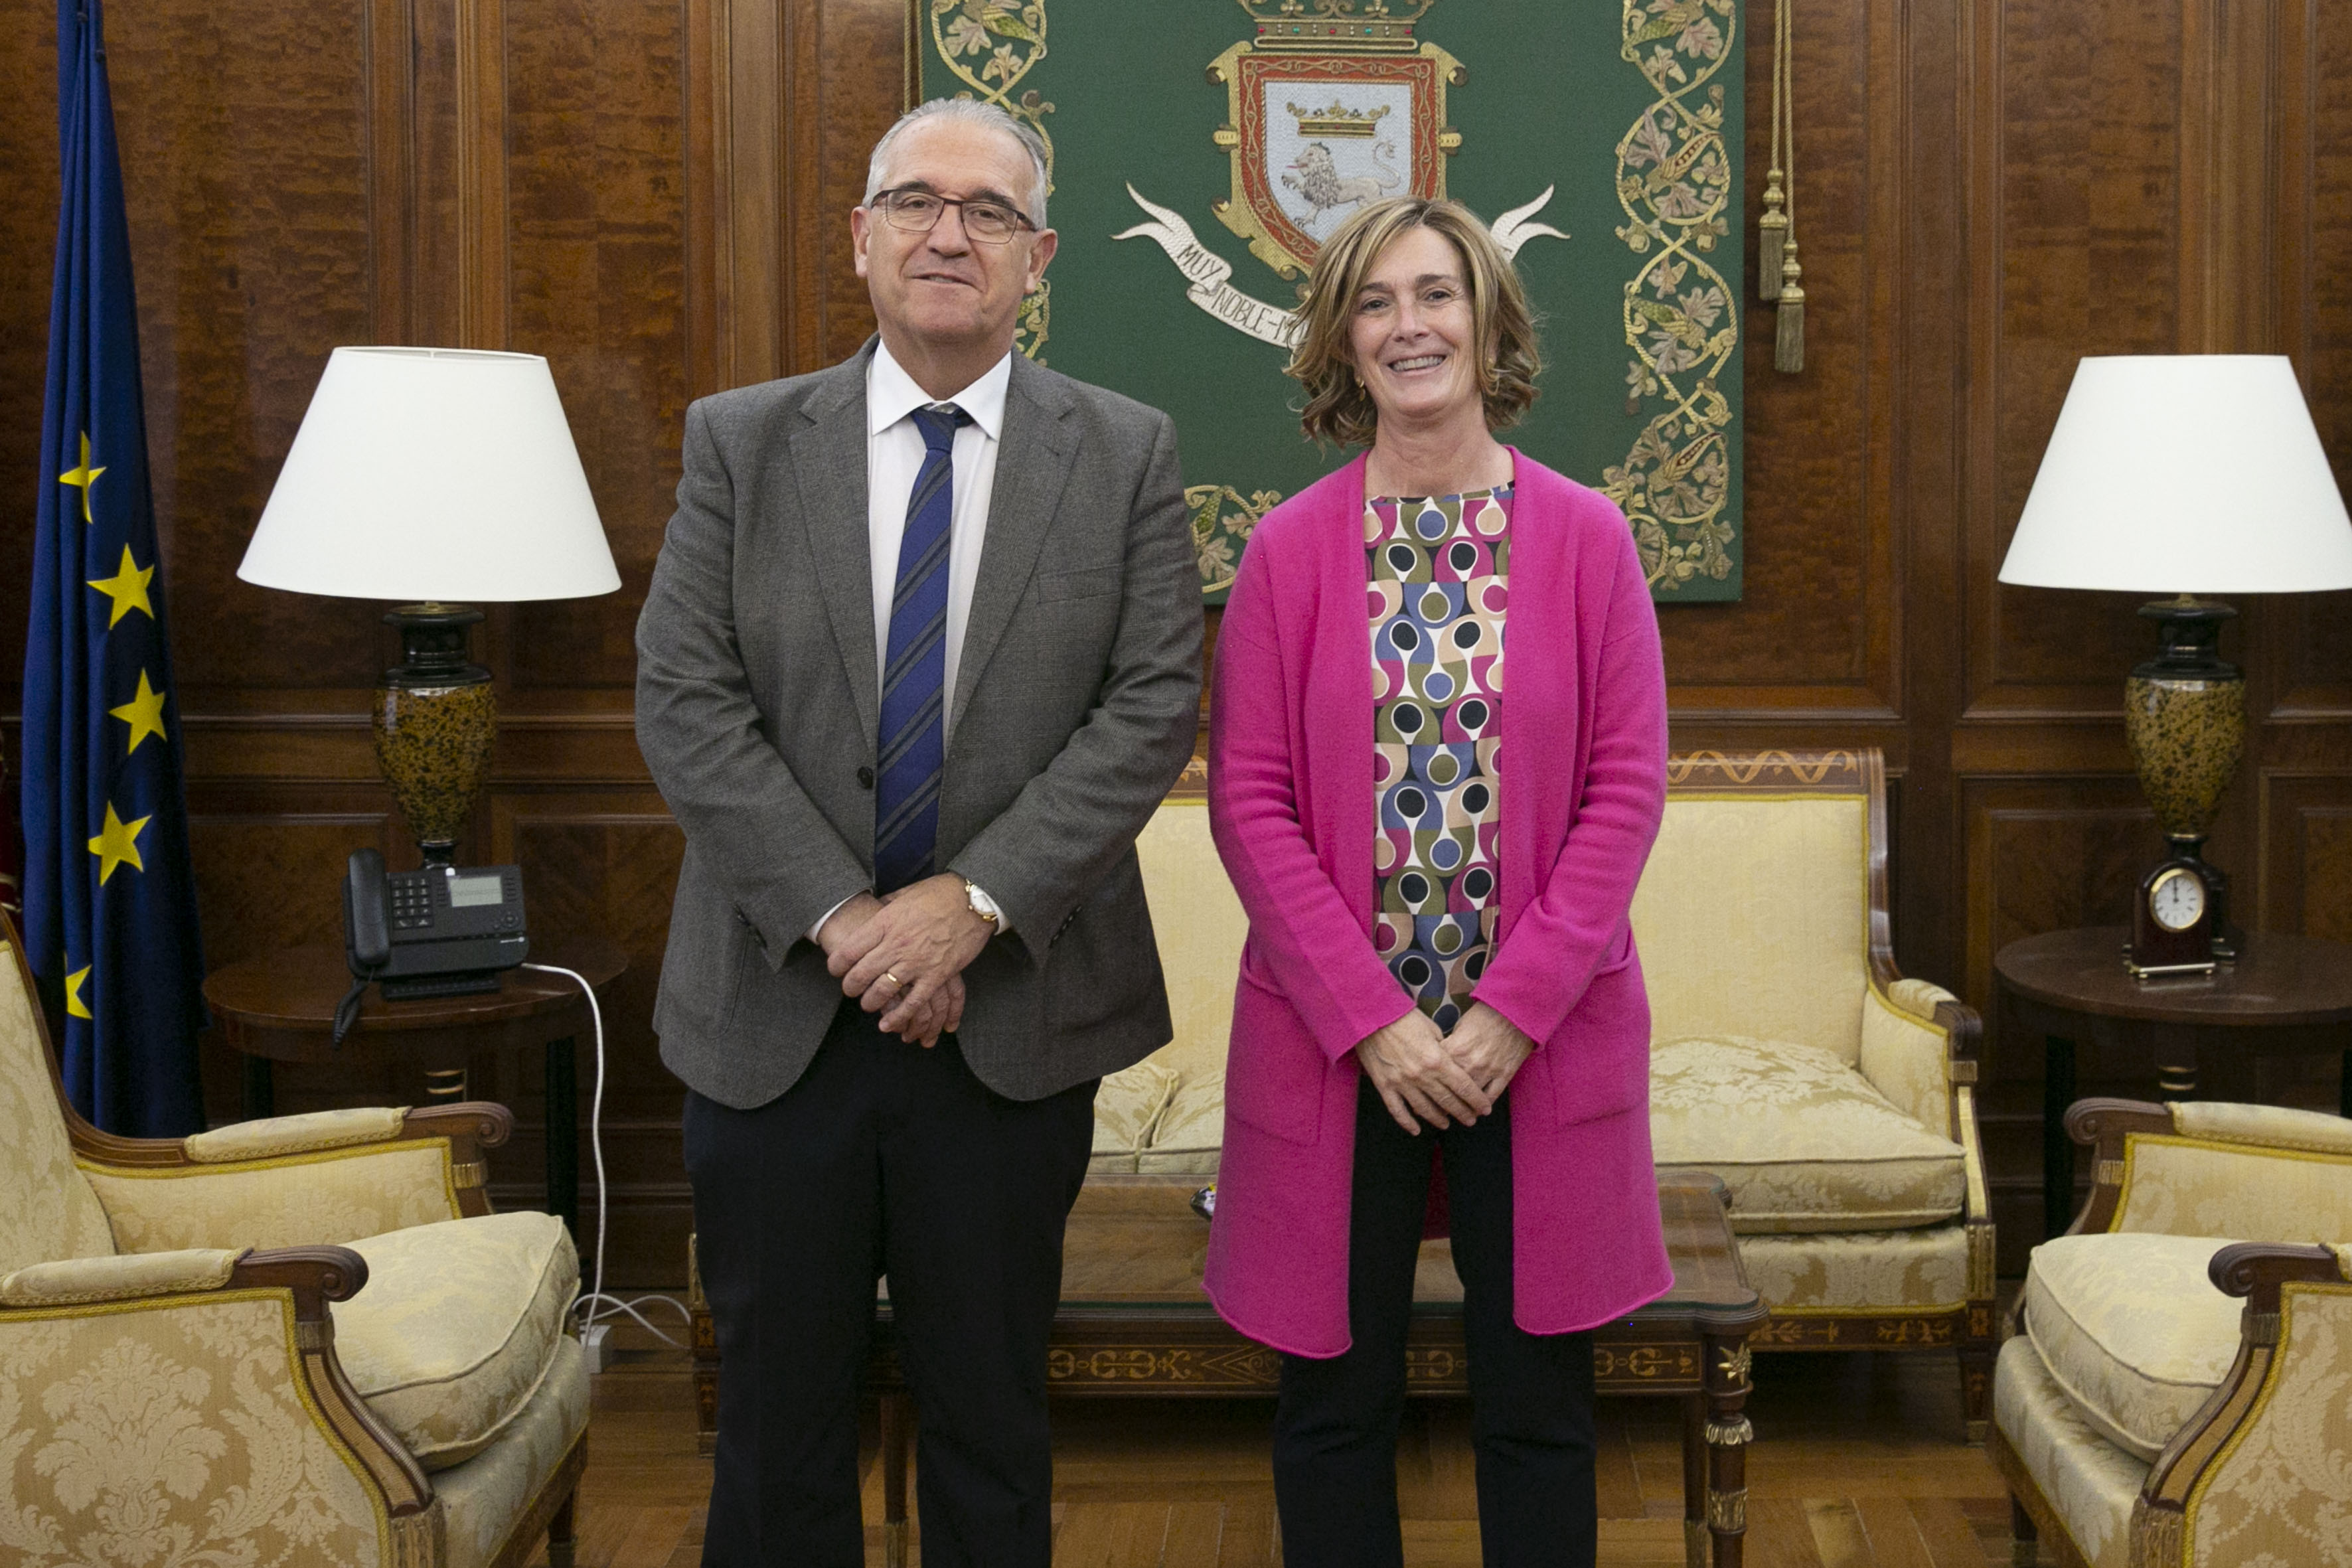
1966;0;2183;722
2257;770;2352;943
105;0;384;700
0;13;60;674
502;0;690;694
1664;0;1895;724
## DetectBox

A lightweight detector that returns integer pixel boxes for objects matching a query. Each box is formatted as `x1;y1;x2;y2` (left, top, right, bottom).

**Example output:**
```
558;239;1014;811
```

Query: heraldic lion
1281;139;1402;226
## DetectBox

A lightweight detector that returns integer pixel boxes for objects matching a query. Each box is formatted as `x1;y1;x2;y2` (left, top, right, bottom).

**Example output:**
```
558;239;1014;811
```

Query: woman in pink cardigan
1204;197;1672;1568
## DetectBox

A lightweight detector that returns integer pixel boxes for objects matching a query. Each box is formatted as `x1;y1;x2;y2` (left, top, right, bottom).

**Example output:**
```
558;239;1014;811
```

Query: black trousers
683;998;1098;1568
1272;1077;1598;1568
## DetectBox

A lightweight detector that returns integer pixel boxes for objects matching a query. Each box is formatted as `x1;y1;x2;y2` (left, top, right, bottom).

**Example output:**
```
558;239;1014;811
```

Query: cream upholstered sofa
0;913;588;1568
1102;749;1996;1425
1632;749;1994;1435
1099;750;1995;1419
1993;1097;2352;1568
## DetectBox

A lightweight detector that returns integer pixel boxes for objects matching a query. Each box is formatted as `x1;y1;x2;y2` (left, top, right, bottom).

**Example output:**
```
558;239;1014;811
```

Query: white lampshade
1999;354;2352;595
240;347;621;602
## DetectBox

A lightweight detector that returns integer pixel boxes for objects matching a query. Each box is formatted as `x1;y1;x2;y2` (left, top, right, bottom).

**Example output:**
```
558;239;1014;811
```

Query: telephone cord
522;961;690;1348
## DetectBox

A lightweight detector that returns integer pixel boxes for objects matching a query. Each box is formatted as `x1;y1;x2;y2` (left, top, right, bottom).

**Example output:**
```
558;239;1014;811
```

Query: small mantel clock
2128;858;2217;978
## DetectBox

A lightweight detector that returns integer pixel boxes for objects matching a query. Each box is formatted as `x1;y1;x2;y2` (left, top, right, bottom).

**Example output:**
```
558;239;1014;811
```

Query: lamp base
374;605;496;867
2122;598;2244;974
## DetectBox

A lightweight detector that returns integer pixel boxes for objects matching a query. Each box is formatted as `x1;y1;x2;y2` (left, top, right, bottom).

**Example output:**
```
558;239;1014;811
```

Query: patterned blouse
1368;487;1510;1031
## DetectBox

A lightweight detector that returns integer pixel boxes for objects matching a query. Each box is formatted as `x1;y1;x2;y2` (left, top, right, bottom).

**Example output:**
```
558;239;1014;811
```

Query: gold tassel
1759;0;1790;301
1774;240;1806;374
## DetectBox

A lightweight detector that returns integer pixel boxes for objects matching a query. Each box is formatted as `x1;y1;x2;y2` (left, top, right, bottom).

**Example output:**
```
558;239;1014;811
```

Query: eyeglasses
870;188;1035;245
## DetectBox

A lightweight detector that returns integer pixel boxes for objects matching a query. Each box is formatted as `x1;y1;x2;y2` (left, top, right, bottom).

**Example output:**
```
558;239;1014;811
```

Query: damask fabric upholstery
1994;1335;2144;1568
0;1246;240;1306
1628;795;1871;1064
2110;1134;2352;1243
82;1142;460;1253
0;1292;384;1565
1734;1223;1968;1310
184;1105;410;1162
1649;1035;1965;1233
2021;1231;2242;1462
2173;1097;2352;1156
331;1210;578;1471
2188;1279;2352;1565
1858;983;1955;1135
0;939;117;1275
433;1333;590;1568
1133;799;1246;1088
1140;1067;1225;1176
1091;1062;1178;1175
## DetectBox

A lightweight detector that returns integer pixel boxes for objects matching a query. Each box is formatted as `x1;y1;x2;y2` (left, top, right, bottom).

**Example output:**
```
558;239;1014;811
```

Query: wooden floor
533;1328;2021;1567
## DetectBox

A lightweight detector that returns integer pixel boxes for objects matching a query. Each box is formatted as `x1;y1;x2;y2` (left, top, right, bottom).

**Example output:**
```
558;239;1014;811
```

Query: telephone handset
335;848;530;1043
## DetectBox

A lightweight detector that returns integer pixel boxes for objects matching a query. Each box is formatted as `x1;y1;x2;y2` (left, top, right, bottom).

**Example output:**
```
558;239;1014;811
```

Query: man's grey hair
864;98;1050;230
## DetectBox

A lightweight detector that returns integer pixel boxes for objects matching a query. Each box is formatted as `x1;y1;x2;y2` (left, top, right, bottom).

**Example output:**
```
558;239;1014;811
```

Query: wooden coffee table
859;1169;1764;1568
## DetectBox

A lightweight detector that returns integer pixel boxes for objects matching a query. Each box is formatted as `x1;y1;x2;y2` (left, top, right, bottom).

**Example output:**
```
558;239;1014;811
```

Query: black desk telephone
336;847;530;1043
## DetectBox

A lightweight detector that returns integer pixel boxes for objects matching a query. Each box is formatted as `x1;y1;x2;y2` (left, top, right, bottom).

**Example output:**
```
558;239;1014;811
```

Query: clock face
2149;868;2207;933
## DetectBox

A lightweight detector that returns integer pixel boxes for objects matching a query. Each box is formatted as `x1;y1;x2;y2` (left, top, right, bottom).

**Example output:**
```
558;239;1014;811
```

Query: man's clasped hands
819;874;994;1047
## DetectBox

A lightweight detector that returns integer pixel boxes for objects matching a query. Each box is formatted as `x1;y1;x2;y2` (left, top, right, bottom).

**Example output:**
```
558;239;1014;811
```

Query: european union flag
19;0;206;1136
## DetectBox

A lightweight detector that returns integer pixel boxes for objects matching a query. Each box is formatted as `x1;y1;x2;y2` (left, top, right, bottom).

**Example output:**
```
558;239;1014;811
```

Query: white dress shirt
864;340;1011;736
809;341;1013;942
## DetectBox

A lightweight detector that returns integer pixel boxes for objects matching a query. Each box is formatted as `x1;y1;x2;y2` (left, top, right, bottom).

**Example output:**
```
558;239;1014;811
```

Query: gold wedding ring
880;972;903;993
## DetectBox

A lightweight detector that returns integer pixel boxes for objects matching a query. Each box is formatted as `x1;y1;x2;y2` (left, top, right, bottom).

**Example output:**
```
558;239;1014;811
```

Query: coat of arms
1119;0;1565;347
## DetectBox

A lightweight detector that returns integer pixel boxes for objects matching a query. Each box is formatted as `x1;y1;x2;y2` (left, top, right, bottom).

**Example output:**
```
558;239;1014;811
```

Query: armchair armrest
1860;974;1992;1316
0;1246;245;1306
0;1243;435;1557
76;1101;517;1253
184;1106;412;1162
2066;1097;2352;1241
2128;1242;2349;1563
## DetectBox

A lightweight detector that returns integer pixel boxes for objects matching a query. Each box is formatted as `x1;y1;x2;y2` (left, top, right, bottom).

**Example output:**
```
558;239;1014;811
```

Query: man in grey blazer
636;98;1202;1567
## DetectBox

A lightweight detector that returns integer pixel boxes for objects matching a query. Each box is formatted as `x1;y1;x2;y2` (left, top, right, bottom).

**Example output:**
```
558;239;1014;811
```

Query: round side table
202;934;626;1239
1994;925;2352;1241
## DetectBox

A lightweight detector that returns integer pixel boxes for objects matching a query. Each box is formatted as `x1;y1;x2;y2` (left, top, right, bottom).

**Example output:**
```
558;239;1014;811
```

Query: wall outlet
580;1322;611;1375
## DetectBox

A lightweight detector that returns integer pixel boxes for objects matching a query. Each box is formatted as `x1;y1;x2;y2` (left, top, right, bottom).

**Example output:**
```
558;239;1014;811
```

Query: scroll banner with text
921;0;1744;603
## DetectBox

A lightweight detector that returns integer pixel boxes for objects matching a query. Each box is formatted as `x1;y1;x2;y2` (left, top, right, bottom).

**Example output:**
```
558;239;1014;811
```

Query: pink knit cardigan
1202;449;1673;1356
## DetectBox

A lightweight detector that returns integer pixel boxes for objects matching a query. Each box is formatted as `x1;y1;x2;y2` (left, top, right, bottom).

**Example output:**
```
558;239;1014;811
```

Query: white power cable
522;962;690;1352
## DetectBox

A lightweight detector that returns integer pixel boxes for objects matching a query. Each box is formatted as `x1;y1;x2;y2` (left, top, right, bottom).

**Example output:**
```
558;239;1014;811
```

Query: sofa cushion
2022;1231;2242;1462
1091;1062;1178;1175
1138;1067;1224;1176
331;1210;578;1470
1650;1035;1965;1233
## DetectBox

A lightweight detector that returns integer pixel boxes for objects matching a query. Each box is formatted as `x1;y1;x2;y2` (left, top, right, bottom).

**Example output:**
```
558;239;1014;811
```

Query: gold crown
1235;0;1436;54
1287;101;1392;138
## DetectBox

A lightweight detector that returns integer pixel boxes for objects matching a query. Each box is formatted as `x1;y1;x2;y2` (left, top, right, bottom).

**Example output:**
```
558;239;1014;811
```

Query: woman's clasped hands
1353;1002;1535;1135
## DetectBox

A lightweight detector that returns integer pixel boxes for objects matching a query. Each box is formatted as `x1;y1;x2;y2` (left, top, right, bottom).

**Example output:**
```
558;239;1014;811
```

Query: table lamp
1999;354;2352;976
239;347;620;865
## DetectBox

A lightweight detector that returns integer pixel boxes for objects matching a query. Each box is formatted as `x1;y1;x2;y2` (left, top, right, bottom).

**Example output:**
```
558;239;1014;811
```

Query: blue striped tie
874;403;967;893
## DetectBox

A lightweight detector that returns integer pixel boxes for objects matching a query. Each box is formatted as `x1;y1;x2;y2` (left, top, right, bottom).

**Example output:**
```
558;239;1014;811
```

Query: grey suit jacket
636;342;1204;1108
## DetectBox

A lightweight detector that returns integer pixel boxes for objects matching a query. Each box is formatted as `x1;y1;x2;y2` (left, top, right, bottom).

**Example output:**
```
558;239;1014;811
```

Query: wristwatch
963;877;1002;930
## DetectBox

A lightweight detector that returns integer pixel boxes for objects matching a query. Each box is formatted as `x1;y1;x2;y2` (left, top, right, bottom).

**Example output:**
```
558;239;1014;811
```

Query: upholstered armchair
1992;1097;2352;1568
0;912;588;1568
1636;749;1996;1436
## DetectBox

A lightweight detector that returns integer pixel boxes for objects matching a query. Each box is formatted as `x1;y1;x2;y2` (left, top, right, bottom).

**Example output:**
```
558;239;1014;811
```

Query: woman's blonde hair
1287;196;1541;448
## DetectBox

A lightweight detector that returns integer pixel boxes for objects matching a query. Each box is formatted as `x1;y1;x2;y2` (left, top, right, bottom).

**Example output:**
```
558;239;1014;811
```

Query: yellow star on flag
64;967;92;1020
86;802;151;886
58;432;105;523
86;546;155;627
108;670;170;755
